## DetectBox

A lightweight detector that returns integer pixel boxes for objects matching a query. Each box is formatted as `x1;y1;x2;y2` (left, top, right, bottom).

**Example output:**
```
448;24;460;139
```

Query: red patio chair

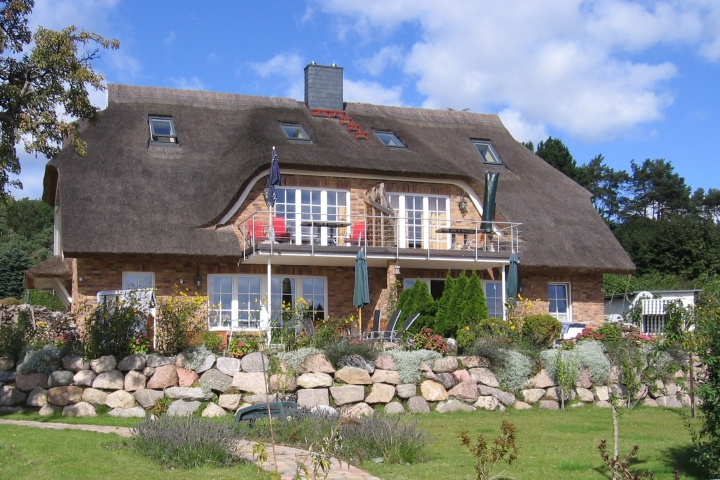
247;220;266;242
347;221;366;246
272;216;291;243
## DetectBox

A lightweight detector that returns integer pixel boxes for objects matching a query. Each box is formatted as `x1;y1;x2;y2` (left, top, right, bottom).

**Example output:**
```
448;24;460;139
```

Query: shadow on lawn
662;444;705;479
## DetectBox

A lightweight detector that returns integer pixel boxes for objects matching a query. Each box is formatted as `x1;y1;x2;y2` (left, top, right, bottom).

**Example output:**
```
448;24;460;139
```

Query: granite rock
72;370;96;387
215;357;241;376
47;386;83;406
365;383;396;404
124;370;147;391
61;355;89;372
167;400;202;416
200;368;233;393
334;366;372;385
93;370;125;390
241;352;270;372
407;396;431;413
437;399;475;413
117;354;146;372
330;385;366;405
62;401;96;417
297;388;329;409
90;356;117;374
105;390;137;409
146;365;178;389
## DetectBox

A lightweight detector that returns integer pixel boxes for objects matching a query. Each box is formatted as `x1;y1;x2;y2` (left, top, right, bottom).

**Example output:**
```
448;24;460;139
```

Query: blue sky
12;0;720;199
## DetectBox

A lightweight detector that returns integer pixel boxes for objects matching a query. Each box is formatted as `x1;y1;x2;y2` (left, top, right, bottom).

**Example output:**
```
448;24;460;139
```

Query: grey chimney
304;63;344;111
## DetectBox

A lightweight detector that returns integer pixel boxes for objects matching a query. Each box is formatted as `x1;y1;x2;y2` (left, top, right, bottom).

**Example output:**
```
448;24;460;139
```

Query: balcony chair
247;219;266;242
272;216;291;243
394;313;421;340
365;309;382;338
368;309;402;341
347;221;366;246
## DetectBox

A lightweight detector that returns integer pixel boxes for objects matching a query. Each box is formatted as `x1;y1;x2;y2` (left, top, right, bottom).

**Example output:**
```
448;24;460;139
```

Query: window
484;281;503;318
472;140;501;164
389;193;449;249
122;272;155;290
373;131;405;148
548;283;571;322
280;123;310;141
208;274;326;330
149;116;178;144
275;187;350;245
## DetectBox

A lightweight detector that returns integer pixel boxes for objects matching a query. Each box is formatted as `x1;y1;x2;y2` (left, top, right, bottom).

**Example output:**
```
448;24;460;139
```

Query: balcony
238;212;521;269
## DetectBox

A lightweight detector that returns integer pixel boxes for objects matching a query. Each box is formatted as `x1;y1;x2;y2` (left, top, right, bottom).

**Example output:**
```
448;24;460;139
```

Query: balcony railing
238;212;521;259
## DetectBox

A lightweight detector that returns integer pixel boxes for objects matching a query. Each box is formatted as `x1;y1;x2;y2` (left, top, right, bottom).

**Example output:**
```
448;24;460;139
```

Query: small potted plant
228;335;259;358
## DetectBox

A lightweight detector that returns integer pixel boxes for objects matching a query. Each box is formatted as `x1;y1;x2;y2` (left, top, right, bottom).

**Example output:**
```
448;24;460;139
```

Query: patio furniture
347;221;366;246
234;401;310;427
272;216;291;242
366;309;382;338
369;309;402;340
247;219;266;242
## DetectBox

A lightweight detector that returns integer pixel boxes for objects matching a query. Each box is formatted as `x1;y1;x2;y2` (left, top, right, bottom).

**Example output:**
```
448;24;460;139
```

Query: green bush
521;314;562;349
17;345;61;374
596;323;623;343
155;293;208;354
322;338;379;369
130;416;241;469
461;271;488;326
26;289;66;311
201;331;223;353
0;311;32;361
82;300;146;358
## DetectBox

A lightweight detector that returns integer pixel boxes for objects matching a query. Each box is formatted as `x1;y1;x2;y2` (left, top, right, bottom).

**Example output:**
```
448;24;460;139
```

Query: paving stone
92;370;125;390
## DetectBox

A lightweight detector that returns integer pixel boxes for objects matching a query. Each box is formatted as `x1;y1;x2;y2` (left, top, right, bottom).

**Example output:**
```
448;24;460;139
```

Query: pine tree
434;273;456;335
461;271;488;326
0;246;30;298
441;271;469;337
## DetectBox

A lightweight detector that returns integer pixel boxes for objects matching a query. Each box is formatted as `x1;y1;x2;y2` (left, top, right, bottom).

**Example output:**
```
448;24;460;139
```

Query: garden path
0;419;381;480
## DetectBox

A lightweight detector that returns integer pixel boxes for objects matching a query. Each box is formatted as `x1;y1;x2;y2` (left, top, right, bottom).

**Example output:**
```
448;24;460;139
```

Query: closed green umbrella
481;171;499;233
353;249;370;334
506;252;519;308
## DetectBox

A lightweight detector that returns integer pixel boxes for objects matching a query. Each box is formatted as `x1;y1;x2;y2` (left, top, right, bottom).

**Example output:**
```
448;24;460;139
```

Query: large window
389;194;449;249
209;274;326;330
548;283;571;322
275;187;350;245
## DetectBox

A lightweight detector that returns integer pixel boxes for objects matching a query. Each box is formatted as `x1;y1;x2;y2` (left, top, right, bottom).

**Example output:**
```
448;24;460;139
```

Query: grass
0;405;704;479
0;424;272;479
361;406;703;480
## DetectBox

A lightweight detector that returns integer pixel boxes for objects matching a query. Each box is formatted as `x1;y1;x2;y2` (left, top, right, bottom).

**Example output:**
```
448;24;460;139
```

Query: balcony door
389;194;449;249
275;188;349;245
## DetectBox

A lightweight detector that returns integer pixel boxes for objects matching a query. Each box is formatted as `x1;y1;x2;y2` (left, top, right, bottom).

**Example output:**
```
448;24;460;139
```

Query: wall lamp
393;264;401;275
458;192;469;214
195;268;202;288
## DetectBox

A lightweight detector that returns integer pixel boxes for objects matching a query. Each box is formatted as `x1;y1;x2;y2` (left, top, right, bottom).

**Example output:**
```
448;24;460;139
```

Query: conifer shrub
396;279;436;333
461;271;488;326
521;314;562;349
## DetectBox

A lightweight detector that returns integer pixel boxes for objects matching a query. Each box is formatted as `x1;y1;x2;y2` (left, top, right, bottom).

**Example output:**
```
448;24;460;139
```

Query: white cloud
251;53;305;78
344;79;403;105
170;77;207;91
107;51;141;82
314;0;720;141
357;46;404;76
498;109;548;145
31;0;118;32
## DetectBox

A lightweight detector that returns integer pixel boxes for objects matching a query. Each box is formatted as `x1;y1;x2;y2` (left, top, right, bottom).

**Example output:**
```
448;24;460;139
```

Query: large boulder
215;357;241;376
297;372;333;389
47;386;83;406
371;369;400;385
469;368;500;388
338;355;375;374
218;394;242;411
72;370;96;387
297;388;329;409
407;396;431;413
365;383;396;404
62;401;96;417
124;370;147;391
334;366;372;385
0;385;27;405
576;387;595;402
656;396;683;408
341;402;374;418
437;399;475;413
176;368;199;387
167;400;201;416
241;352;270;372
15;373;48;392
575;368;593;389
301;353;335;374
593;386;610;402
474;396;501;411
81;388;109;406
269;374;297;393
396;383;417;399
330;385;366;405
528;369;555;389
200;368;233;393
90;356;117;374
201;403;227;417
453;369;472;383
165;387;214;401
375;355;396;370
133;388;164;409
231;372;267;394
26;387;48;407
195;354;216;374
117;354;146;372
38;404;61;416
420;380;448;402
93;370;125;390
385;401;405;415
459;356;491;368
146;355;174;368
478;386;515;406
434;373;457;390
105;390;137;409
539;400;560;410
146;365;178;389
521;389;546;404
0;357;15;371
432;356;459;373
448;381;479;403
61;355;89;372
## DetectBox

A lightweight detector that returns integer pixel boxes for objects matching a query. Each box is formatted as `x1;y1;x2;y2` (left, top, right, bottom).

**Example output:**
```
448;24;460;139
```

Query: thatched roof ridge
44;84;634;272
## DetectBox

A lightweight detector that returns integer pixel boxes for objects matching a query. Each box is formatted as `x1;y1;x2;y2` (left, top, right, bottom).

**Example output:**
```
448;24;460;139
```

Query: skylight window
472;140;502;164
281;123;311;141
149;116;178;145
373;131;405;148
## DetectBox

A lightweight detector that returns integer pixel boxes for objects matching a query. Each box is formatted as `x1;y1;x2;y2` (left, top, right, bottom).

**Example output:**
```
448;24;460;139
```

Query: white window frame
548;282;572;322
483;280;504;319
389;193;450;249
122;272;155;290
276;187;351;246
148;116;178;145
207;274;327;331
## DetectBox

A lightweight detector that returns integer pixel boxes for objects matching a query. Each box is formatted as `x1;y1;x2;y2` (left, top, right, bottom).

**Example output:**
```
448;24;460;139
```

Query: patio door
389;193;449;249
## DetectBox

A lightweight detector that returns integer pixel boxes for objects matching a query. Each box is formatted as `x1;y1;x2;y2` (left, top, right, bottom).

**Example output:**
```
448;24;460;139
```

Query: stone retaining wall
0;352;691;418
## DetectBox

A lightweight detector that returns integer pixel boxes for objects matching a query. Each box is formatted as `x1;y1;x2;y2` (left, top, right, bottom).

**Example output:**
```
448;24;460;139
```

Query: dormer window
472;140;501;164
281;123;310;141
149;116;178;145
374;131;405;148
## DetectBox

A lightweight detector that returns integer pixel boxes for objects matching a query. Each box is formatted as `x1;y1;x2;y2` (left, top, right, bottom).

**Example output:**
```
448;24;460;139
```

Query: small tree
439;271;468;337
434;272;455;333
461;271;488;326
396;279;436;332
0;245;30;298
155;292;208;355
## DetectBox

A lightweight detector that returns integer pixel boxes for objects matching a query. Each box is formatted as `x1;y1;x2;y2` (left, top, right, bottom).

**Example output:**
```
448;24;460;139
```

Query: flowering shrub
128;333;151;354
408;328;448;354
53;333;73;349
156;290;208;354
229;335;260;357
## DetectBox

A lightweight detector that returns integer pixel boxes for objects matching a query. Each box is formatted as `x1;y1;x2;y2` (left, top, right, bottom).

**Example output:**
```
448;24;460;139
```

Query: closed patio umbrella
481;171;499;233
353;249;370;334
506;252;519;308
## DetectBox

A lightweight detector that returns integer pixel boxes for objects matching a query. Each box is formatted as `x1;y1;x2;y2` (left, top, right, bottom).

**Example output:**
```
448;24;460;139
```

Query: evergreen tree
535;137;580;182
0;245;30;298
397;279;436;332
461;271;488;325
440;271;469;337
434;273;455;334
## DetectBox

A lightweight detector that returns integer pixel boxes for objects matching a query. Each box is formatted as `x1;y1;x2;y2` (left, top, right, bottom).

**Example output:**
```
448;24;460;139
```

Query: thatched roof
43;84;634;272
25;256;72;278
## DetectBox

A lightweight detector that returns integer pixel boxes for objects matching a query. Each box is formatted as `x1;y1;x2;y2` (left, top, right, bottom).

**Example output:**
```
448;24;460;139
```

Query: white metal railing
238;212;521;259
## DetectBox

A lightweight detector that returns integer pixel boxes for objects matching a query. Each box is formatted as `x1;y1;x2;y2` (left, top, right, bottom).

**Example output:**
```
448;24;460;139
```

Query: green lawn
0;406;703;479
361;406;703;480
